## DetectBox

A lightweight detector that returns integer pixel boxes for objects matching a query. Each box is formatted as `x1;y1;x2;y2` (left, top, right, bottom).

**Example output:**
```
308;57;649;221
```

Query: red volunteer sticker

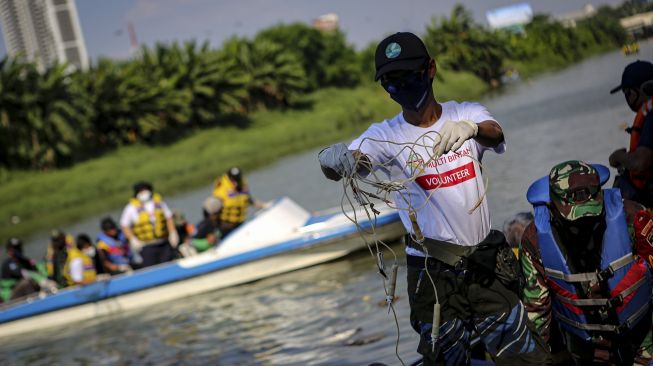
415;162;476;190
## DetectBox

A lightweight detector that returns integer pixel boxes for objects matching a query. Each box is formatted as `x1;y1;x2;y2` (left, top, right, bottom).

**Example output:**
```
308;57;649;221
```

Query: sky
0;0;625;61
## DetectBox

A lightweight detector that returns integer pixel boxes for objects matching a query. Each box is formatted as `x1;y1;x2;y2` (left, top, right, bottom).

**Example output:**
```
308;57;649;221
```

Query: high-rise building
0;0;87;70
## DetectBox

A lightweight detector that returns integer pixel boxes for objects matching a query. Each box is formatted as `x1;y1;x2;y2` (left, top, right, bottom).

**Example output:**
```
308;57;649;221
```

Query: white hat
203;197;223;215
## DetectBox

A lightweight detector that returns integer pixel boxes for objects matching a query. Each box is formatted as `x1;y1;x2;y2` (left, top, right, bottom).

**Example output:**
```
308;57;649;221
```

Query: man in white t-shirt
120;181;179;267
318;32;551;365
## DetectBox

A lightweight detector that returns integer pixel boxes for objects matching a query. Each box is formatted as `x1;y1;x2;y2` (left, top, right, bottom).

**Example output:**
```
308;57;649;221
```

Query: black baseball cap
100;217;118;231
374;32;430;81
227;167;242;181
610;60;653;94
132;181;153;196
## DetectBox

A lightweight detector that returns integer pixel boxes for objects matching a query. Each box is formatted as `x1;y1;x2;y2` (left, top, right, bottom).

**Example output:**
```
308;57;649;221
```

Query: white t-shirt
69;258;84;283
349;101;505;254
120;199;173;230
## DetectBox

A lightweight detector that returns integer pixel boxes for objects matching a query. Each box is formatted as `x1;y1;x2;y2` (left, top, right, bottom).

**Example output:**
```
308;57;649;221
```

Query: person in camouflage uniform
520;160;653;365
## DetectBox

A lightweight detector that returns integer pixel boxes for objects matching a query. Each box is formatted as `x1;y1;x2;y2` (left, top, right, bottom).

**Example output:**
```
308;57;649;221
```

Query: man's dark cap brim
610;84;623;94
375;57;428;81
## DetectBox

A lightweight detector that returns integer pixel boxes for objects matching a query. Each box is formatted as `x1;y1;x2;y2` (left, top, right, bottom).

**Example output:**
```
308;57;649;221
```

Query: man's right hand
129;238;143;253
318;143;357;181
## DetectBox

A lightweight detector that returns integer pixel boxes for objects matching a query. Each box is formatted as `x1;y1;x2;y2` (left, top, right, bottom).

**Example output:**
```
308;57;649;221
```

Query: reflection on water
1;248;418;366
4;43;653;365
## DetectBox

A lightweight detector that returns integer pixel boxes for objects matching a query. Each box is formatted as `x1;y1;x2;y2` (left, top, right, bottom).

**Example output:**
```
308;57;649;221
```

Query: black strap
405;230;506;268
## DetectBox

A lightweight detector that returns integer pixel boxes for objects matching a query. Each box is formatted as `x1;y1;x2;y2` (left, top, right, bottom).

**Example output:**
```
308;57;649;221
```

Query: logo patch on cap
385;42;401;59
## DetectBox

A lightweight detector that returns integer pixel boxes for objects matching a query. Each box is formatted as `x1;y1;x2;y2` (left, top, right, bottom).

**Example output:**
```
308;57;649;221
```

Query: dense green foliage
0;73;488;240
422;5;627;84
0;5;633;171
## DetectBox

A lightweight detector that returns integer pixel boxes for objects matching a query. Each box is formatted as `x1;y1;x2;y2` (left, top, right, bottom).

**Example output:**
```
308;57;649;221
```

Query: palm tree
221;37;307;110
0;57;89;169
424;5;510;84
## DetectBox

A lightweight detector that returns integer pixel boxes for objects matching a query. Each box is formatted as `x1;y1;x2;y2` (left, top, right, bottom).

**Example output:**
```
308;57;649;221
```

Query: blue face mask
381;68;432;112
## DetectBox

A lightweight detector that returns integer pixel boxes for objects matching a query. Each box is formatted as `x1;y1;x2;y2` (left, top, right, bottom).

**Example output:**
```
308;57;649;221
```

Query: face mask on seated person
381;66;433;112
83;247;96;258
137;190;152;203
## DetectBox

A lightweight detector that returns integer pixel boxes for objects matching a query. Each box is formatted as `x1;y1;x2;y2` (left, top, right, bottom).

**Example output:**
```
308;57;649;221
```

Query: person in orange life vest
609;60;653;208
64;234;97;286
120;181;178;268
172;210;196;246
212;167;267;237
521;161;652;365
96;217;133;274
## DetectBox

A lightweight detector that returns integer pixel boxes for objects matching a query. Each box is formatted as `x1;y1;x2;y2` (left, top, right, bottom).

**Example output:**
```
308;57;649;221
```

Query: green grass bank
0;71;488;240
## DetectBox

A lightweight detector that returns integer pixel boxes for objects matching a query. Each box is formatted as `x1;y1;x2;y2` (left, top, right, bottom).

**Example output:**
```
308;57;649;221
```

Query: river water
2;44;651;365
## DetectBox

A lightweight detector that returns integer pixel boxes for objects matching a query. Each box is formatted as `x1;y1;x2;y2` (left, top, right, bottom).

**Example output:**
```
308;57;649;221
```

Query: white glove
168;230;180;248
129;237;143;253
117;264;133;273
318;143;356;181
434;120;478;157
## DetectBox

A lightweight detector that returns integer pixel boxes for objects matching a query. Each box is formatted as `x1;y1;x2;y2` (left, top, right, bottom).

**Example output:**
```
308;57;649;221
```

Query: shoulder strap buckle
606;294;624;309
597;266;615;283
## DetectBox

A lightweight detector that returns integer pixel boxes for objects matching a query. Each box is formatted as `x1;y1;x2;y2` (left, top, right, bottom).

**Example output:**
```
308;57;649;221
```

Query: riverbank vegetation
0;3;643;239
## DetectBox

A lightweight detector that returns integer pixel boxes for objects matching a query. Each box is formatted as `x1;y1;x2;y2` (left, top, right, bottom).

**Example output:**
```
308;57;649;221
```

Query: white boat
0;197;404;338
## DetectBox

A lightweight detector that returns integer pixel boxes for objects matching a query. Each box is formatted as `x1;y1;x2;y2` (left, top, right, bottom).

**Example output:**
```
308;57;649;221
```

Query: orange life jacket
628;99;653;189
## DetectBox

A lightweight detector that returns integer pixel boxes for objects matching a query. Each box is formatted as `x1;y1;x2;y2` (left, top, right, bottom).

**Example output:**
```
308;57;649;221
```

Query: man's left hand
434;120;478;157
169;230;180;248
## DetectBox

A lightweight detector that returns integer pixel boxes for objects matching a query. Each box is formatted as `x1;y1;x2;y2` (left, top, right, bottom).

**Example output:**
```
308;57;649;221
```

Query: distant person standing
609;60;653;208
212;167;266;237
120;181;179;267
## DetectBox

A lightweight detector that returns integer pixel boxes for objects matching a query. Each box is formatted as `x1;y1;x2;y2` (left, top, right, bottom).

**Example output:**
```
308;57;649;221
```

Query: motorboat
0;197;404;337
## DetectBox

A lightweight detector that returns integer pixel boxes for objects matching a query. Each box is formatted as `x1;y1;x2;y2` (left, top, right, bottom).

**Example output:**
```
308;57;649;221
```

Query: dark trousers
140;241;175;267
406;251;551;366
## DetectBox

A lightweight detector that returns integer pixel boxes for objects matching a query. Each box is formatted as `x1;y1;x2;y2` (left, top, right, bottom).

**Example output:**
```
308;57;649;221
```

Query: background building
313;13;339;32
621;11;653;38
556;4;597;28
486;3;533;32
0;0;87;70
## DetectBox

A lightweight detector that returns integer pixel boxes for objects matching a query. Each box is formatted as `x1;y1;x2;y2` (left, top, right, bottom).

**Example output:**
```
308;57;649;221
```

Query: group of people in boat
1;167;265;303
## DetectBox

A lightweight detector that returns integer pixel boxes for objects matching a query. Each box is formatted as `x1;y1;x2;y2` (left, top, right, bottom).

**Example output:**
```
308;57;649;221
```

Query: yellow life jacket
130;193;169;242
46;234;75;277
63;247;97;286
212;174;251;224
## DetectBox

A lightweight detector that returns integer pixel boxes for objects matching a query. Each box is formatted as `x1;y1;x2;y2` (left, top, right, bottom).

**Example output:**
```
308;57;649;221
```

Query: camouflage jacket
519;199;651;362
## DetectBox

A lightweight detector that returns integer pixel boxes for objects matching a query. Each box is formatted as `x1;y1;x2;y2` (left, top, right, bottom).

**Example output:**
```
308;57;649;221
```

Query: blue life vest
527;169;651;342
96;232;130;265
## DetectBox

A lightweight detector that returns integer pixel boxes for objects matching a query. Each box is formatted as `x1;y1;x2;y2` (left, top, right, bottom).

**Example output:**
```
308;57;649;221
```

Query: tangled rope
336;130;489;365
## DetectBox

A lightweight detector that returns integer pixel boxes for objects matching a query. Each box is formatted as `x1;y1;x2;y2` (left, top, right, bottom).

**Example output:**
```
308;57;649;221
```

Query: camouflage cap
549;160;603;221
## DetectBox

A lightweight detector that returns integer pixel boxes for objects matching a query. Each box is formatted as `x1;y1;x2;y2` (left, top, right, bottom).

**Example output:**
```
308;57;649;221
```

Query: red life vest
628;99;653;189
